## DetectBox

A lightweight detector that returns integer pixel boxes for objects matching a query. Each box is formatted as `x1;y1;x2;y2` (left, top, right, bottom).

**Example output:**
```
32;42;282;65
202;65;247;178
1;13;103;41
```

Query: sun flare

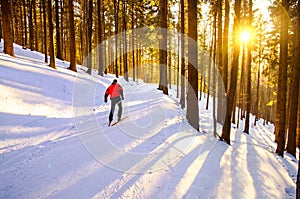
240;30;251;42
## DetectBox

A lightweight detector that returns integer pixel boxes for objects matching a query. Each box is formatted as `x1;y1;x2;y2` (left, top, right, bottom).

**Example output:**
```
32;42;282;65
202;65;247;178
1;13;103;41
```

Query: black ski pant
109;97;122;122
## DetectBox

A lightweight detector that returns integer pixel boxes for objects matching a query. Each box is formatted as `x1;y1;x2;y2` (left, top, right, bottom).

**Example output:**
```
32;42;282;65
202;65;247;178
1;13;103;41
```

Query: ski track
0;42;297;199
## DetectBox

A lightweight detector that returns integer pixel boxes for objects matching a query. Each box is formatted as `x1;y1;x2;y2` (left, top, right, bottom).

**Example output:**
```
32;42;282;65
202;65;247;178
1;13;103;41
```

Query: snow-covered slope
0;43;297;198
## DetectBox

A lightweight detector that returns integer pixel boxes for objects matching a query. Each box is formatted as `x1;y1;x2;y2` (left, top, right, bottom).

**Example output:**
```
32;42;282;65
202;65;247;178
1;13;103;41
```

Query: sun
240;30;251;42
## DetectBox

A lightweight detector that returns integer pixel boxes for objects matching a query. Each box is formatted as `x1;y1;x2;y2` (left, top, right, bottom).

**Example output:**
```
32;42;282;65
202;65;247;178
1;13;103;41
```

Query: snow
0;42;297;198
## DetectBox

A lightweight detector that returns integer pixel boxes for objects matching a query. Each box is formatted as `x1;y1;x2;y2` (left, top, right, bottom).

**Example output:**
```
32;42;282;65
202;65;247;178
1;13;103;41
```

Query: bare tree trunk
186;0;199;131
287;0;299;157
42;0;47;63
221;0;241;144
48;0;56;69
97;0;104;75
222;0;229;92
206;23;214;110
179;0;185;108
254;18;263;126
158;0;168;95
244;0;253;134
55;0;62;60
113;0;120;77
1;0;15;56
86;0;93;74
131;1;135;81
33;0;38;51
216;0;223;124
68;0;77;72
29;0;34;50
123;0;128;81
23;0;28;48
275;0;289;157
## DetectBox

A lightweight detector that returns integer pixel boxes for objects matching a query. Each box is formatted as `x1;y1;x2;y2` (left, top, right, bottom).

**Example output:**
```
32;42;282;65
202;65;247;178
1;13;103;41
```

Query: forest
0;0;300;197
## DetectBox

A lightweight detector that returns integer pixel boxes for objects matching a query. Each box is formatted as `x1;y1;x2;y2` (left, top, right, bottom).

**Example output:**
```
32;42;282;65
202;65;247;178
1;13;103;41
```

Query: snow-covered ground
0;42;297;198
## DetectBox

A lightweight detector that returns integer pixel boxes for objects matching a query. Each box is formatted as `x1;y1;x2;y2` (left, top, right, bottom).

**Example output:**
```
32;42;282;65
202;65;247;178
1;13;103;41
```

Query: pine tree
1;0;15;57
287;0;299;157
68;0;77;72
186;0;199;131
48;0;56;69
158;0;168;95
221;0;242;144
275;0;289;157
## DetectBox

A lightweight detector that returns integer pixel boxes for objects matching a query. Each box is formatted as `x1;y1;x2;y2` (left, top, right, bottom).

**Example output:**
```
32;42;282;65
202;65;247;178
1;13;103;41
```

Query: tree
28;0;34;50
222;0;229;91
97;0;104;76
86;0;93;74
113;0;120;78
179;0;185;108
68;0;77;72
42;0;48;63
221;0;242;144
48;0;56;69
244;0;253;134
216;0;223;124
158;0;168;95
55;0;62;60
1;0;15;56
287;0;299;157
131;0;135;81
186;0;199;131
122;0;129;81
275;0;289;157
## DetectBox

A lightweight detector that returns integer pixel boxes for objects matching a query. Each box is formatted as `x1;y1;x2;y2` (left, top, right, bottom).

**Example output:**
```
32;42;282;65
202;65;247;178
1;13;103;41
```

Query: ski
109;116;129;126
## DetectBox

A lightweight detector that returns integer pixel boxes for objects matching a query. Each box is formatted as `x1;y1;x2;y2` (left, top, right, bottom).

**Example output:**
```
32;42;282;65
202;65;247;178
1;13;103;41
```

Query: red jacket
105;83;124;100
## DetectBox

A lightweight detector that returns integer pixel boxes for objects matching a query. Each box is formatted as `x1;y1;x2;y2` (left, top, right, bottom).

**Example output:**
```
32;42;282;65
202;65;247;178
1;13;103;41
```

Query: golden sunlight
240;30;251;43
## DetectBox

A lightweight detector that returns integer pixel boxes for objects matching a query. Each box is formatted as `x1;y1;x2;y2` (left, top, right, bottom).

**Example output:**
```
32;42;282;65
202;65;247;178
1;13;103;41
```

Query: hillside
0;43;297;198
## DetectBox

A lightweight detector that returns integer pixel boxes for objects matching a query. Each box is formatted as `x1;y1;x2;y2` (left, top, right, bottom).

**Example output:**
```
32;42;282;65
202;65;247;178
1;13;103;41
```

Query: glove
104;98;108;103
121;96;124;100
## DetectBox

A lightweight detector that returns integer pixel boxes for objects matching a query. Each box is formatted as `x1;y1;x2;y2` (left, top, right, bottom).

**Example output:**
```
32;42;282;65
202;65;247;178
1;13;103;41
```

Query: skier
104;79;124;126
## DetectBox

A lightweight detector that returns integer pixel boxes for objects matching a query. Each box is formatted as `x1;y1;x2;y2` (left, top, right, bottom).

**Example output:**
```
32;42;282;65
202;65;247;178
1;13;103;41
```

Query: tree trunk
244;0;253;134
86;0;93;74
222;0;229;92
179;0;185;108
113;0;120;78
48;0;56;69
33;0;38;51
55;0;62;60
186;0;199;131
287;0;300;157
68;0;77;72
97;0;104;75
254;19;263;126
123;0;128;81
275;0;289;157
1;0;15;56
216;0;223;124
221;0;241;144
158;0;168;95
23;0;28;48
42;0;48;63
131;1;135;81
29;0;34;50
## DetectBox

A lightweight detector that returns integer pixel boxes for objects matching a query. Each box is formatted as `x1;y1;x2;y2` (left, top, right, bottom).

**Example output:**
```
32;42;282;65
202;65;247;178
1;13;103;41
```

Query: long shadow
184;139;228;198
47;124;197;198
246;134;296;198
245;134;272;198
110;141;205;198
230;131;249;199
108;132;199;198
